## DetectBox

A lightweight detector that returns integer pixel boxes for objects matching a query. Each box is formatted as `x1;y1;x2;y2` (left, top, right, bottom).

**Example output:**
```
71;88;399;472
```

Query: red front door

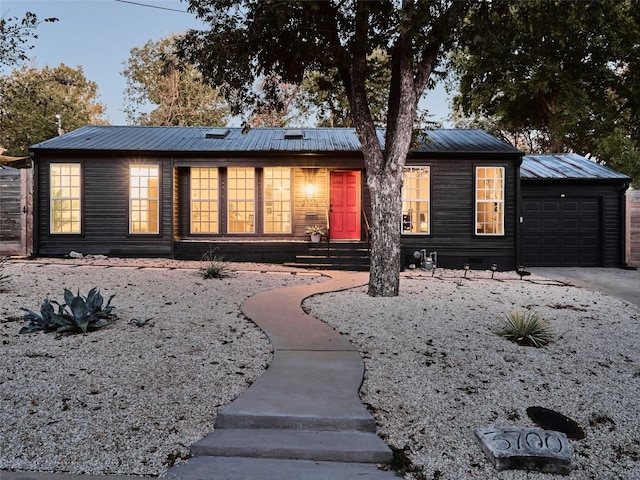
329;171;361;240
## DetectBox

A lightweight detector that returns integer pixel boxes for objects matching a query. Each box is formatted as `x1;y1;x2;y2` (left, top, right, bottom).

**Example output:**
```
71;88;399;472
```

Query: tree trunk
367;169;403;296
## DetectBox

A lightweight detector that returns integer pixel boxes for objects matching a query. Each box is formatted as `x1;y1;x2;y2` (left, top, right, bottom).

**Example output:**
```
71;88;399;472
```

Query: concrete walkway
161;271;396;479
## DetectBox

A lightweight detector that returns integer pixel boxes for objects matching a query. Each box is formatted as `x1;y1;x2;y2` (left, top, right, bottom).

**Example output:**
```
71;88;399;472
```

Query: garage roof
30;126;521;155
522;153;631;182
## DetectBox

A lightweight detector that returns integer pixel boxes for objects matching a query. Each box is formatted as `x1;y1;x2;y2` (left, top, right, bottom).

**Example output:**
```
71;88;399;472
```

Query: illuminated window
130;165;159;234
264;167;291;234
50;163;81;234
191;168;219;233
227;167;255;233
476;166;505;235
402;166;430;234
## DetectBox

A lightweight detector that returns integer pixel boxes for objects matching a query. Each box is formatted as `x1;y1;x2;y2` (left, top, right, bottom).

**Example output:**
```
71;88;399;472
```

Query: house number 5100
482;429;565;454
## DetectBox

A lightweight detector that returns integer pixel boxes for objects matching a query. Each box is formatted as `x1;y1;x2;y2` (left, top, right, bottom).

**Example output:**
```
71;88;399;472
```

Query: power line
114;0;190;14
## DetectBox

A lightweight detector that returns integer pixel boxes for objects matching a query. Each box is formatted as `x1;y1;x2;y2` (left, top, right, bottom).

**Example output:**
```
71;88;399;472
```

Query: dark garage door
522;197;601;266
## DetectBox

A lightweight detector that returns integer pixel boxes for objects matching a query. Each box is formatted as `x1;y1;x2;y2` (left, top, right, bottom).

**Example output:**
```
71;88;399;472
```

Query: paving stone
474;427;573;474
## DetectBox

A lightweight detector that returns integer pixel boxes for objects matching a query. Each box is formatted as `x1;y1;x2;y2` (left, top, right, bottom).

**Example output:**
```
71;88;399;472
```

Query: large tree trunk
367;167;403;296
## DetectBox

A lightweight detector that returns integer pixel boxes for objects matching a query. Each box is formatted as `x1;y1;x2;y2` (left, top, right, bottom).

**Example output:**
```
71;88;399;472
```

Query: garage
520;154;631;268
522;196;601;266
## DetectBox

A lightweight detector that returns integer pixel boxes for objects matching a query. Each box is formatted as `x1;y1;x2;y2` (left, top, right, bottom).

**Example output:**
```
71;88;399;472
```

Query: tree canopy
122;35;230;126
178;0;471;296
296;49;391;128
0;12;57;68
0;64;107;156
451;0;640;184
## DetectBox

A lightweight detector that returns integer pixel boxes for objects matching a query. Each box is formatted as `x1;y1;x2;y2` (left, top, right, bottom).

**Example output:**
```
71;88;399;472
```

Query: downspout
515;154;524;270
29;151;39;257
622;182;631;268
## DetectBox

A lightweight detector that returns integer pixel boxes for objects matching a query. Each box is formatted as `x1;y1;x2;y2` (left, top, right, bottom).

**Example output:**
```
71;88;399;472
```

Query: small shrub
0;256;11;290
200;247;232;279
497;309;554;347
20;287;117;334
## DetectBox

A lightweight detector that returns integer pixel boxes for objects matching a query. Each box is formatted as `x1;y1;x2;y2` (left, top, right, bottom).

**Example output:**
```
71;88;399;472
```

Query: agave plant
20;287;117;334
497;309;554;347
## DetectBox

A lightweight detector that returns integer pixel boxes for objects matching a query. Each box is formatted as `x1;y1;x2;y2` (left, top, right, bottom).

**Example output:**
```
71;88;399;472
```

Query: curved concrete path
162;271;397;479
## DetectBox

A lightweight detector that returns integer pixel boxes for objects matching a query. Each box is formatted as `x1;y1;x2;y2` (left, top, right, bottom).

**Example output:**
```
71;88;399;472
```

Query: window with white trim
263;167;291;234
402;166;430;234
227;167;255;233
191;167;219;233
50;163;81;234
475;166;504;235
130;165;159;234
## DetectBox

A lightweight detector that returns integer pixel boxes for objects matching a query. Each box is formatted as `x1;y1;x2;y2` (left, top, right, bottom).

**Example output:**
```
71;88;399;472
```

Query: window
476;166;505;235
227;167;255;233
130;165;159;234
50;163;81;234
191;168;219;233
263;167;291;234
402;166;430;234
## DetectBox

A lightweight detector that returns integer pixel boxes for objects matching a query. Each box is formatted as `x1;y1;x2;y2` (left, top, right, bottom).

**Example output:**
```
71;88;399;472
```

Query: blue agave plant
20;287;116;334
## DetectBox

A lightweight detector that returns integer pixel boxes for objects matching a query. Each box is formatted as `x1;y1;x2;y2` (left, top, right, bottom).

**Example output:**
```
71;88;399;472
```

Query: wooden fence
0;167;32;256
627;189;640;268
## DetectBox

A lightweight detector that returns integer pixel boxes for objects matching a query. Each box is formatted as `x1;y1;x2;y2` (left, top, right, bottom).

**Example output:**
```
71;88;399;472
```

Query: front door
329;171;361;240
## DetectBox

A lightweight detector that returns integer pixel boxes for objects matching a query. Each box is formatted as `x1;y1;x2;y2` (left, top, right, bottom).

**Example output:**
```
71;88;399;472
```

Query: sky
1;0;453;127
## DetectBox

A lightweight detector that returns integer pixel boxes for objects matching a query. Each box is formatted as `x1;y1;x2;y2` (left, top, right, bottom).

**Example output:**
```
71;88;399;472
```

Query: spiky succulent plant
497;309;554;347
20;287;116;334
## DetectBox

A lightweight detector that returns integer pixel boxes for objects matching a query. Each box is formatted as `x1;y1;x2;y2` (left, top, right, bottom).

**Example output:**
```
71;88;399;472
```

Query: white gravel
304;268;640;480
2;258;640;479
0;258;321;476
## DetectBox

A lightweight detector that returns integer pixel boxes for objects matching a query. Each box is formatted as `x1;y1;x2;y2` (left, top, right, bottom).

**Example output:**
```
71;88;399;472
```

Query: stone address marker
474;427;573;474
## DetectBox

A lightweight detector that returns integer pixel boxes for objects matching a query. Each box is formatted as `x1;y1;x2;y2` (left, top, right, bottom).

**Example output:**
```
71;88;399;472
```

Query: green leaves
451;0;640;185
496;309;554;348
20;287;117;335
0;64;107;156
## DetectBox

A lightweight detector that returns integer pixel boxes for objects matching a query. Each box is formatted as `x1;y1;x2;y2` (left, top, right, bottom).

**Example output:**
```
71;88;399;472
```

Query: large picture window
191;167;219;234
476;166;505;235
263;167;291;234
227;167;255;233
50;163;81;234
402;166;430;234
130;165;159;234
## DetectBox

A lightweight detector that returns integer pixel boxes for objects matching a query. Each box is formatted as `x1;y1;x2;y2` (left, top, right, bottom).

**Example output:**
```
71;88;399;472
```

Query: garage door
522;197;601;266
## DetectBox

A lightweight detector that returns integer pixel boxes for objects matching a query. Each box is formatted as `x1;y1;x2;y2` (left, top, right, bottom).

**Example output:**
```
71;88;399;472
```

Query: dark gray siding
35;154;174;257
402;157;519;271
521;181;627;267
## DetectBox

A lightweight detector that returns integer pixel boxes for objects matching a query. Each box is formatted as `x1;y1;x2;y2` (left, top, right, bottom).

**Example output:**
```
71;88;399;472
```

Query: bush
497;309;554;347
200;247;232;279
20;287;117;334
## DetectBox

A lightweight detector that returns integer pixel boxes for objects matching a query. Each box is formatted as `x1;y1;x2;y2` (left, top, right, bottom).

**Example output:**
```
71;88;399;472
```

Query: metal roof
522;153;631;182
29;126;521;155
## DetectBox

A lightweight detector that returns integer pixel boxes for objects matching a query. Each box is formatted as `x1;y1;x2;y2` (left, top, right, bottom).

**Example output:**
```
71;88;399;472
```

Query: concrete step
161;455;399;479
191;428;393;464
214;351;376;432
284;262;370;271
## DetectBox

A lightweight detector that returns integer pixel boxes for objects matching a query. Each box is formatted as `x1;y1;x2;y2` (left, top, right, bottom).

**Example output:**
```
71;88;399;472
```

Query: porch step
162;455;399;479
285;243;371;271
191;428;392;463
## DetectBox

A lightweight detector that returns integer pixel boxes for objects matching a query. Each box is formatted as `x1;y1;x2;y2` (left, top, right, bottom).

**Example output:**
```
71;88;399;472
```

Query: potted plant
305;225;325;243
